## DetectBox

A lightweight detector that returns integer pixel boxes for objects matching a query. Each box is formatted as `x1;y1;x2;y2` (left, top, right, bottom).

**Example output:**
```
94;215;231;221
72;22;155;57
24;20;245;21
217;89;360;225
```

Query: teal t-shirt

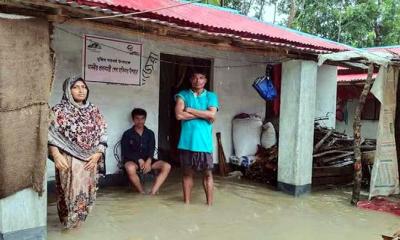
175;89;219;153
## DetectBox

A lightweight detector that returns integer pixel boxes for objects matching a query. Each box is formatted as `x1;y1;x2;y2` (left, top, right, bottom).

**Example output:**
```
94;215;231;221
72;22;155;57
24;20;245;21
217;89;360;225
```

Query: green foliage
285;0;400;47
200;0;222;6
199;0;400;47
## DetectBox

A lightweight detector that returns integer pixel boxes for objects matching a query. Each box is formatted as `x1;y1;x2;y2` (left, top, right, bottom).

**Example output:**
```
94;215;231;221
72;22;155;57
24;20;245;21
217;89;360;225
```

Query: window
361;96;380;120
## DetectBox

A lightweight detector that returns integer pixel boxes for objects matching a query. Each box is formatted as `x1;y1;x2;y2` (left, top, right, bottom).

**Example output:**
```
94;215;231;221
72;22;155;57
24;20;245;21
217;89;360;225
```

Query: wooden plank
314;130;333;152
321;152;354;164
313;150;352;158
312;175;354;186
313;165;354;178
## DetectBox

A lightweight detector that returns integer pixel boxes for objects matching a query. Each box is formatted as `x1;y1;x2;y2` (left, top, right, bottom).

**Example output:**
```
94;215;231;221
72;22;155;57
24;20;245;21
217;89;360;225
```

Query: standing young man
121;108;171;195
175;71;219;206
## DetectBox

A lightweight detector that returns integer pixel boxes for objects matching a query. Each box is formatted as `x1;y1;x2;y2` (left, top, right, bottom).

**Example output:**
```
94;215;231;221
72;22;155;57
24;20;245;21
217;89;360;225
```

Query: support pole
351;63;375;205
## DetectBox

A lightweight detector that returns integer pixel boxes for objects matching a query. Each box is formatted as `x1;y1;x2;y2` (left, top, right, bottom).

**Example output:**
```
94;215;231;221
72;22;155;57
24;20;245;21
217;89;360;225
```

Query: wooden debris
216;132;230;177
244;122;377;187
314;130;333;152
312;121;377;186
244;145;278;185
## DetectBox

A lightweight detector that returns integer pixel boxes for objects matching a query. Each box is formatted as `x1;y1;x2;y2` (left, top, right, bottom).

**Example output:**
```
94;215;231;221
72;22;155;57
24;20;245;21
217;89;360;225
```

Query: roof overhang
0;0;350;62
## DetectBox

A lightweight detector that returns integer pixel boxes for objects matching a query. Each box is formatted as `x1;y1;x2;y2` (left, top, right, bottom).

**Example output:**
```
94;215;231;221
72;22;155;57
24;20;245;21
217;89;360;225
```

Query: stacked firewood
313;124;376;167
244;124;377;186
312;124;376;186
244;145;278;185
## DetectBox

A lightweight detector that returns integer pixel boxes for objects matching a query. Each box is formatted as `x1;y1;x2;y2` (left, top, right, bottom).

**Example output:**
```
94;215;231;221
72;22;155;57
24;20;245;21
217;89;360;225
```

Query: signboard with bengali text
83;35;142;85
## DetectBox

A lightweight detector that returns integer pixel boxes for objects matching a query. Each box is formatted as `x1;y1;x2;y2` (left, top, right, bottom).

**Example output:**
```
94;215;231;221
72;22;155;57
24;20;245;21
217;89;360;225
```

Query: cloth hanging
0;18;52;198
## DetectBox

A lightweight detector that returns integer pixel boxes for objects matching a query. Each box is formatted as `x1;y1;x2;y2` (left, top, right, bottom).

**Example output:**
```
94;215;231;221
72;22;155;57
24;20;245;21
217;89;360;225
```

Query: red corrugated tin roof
366;46;400;56
63;0;352;53
337;73;378;83
337;46;400;83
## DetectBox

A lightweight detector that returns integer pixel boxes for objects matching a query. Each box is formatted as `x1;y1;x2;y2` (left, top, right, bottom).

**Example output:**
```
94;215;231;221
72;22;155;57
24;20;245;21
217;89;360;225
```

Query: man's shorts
179;150;213;172
124;158;160;168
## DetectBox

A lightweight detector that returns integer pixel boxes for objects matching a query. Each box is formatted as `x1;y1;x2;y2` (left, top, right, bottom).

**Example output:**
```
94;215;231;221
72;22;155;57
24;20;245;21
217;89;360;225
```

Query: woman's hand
84;152;102;171
54;153;69;171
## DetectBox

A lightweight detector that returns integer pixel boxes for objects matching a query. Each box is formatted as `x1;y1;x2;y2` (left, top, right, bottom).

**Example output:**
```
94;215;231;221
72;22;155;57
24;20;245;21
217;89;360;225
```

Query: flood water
48;171;399;240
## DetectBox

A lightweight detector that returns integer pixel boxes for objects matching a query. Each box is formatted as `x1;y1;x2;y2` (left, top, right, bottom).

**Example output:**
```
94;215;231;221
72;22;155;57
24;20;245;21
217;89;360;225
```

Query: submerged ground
48;171;399;240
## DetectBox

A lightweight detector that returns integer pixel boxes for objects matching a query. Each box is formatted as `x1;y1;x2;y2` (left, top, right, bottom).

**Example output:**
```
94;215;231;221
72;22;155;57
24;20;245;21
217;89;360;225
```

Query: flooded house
2;1;399;240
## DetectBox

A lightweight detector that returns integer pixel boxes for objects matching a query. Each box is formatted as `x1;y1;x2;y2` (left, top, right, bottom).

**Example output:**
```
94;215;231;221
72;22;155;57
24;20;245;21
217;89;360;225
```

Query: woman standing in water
48;76;107;229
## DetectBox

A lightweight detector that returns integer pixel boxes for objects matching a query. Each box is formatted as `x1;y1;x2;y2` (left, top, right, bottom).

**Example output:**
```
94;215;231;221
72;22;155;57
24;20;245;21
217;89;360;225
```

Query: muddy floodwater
47;172;399;240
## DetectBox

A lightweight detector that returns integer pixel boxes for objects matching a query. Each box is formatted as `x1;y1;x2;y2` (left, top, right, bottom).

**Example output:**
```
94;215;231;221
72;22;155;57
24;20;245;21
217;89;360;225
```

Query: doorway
158;53;212;165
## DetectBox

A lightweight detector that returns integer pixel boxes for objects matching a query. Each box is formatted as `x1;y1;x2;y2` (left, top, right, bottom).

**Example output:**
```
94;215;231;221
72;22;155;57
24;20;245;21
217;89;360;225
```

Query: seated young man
121;108;171;195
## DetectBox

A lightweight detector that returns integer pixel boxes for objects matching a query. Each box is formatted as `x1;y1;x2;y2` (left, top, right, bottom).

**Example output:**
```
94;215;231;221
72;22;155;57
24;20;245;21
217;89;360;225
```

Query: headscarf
48;76;107;174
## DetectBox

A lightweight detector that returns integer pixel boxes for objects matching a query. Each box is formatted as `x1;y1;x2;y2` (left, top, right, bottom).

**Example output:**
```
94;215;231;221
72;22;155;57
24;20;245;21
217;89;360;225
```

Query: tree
202;0;277;21
249;0;280;20
200;0;222;5
254;0;267;20
272;0;278;23
219;0;256;15
200;0;245;12
279;0;400;48
202;0;400;48
287;0;298;27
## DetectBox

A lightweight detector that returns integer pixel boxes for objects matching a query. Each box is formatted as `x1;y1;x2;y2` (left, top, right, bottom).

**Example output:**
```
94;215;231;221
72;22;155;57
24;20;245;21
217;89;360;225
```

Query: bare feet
148;191;159;196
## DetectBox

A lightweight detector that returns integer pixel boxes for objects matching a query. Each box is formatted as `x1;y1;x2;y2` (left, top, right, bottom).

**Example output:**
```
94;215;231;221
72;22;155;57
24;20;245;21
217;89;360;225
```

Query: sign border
83;34;143;86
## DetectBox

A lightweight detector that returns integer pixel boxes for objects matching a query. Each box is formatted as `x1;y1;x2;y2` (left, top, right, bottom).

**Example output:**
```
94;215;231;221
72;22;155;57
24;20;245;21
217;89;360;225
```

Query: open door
158;53;212;165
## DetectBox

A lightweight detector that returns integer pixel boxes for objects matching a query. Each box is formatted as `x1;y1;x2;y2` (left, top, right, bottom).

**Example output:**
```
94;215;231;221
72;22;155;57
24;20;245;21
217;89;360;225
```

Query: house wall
335;99;378;139
315;65;337;128
47;21;270;180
